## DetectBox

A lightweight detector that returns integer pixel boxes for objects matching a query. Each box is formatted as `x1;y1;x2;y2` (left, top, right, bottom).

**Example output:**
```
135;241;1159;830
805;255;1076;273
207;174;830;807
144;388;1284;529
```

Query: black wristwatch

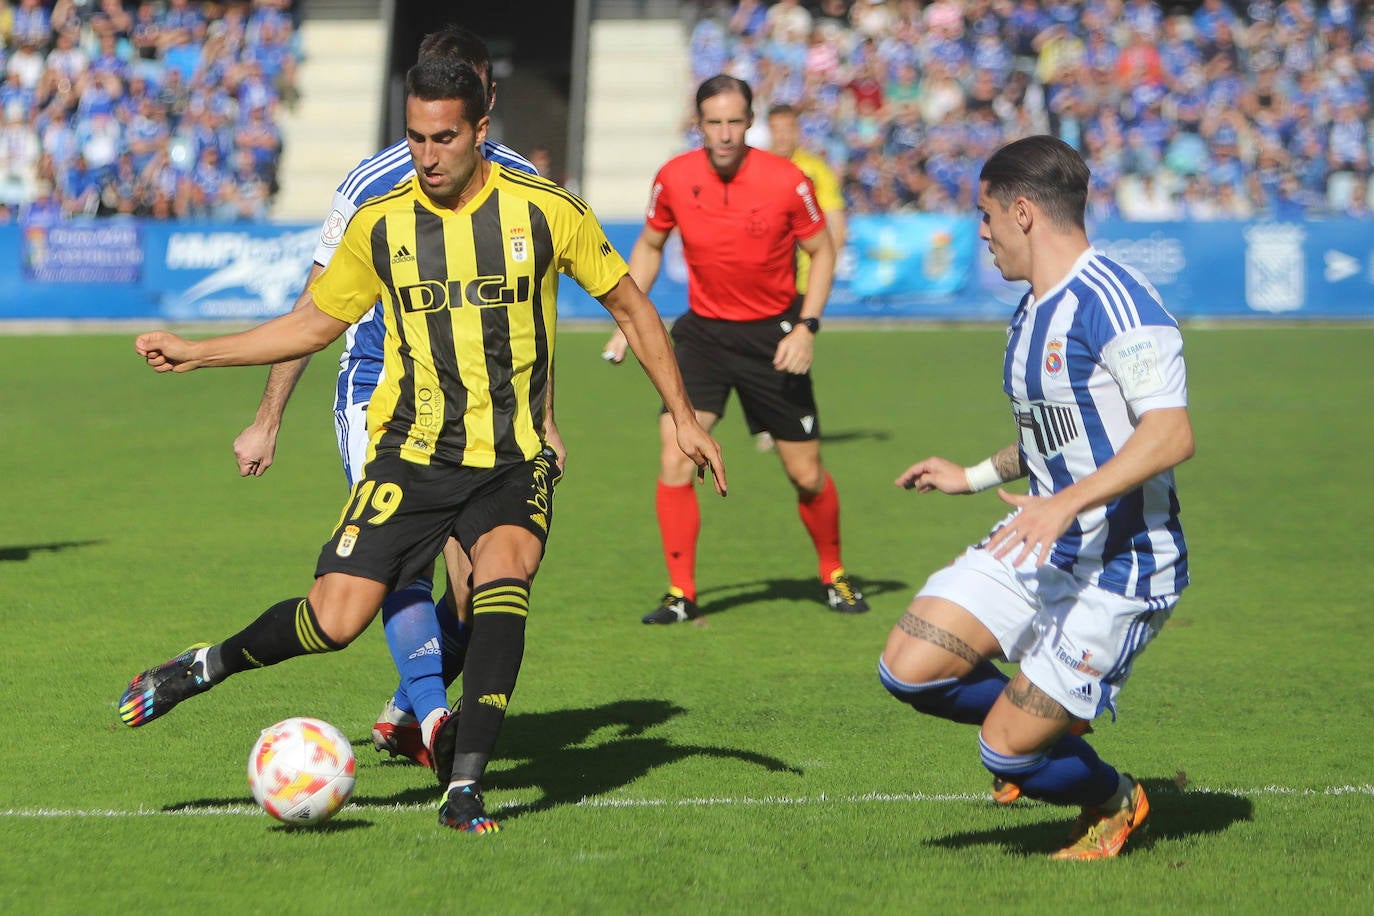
799;317;820;334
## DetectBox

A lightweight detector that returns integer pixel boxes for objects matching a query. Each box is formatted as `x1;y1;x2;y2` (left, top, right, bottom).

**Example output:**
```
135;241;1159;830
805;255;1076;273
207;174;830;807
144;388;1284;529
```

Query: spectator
10;0;50;49
0;100;39;206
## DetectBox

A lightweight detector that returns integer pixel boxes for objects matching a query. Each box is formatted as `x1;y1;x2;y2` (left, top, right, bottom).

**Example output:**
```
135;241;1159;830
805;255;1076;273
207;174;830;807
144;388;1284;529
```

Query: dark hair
767;102;798;119
417;25;494;106
979;135;1090;231
696;74;752;116
404;57;489;127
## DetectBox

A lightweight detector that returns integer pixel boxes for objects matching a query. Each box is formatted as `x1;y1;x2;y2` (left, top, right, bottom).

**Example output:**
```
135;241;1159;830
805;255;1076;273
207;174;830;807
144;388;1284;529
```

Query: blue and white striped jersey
311;138;539;413
1002;248;1189;599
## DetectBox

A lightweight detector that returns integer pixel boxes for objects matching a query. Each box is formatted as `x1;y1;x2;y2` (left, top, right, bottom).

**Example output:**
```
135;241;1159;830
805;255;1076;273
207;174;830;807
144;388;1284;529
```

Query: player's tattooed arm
990;443;1028;482
896;612;982;666
1002;674;1072;721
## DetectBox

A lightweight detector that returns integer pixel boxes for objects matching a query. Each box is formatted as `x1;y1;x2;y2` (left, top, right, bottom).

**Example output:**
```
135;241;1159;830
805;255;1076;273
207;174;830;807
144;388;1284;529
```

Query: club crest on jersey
509;227;528;262
1044;338;1065;376
336;525;360;558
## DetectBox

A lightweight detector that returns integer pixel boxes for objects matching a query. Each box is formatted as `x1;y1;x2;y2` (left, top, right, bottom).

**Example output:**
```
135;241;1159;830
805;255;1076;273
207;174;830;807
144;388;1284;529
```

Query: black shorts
668;304;821;441
314;448;561;590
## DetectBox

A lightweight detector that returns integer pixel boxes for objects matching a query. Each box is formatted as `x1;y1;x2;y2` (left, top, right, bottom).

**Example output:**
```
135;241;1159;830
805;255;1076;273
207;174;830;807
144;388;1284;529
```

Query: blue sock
878;657;1009;725
380;577;448;722
979;732;1120;807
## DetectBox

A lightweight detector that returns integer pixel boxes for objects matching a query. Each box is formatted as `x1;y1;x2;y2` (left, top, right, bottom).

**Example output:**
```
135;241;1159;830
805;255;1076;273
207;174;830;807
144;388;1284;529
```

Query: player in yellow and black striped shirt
120;56;726;834
311;150;609;470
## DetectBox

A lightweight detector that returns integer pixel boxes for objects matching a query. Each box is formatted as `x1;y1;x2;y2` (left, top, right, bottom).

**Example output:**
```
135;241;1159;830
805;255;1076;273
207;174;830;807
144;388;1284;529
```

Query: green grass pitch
0;324;1370;913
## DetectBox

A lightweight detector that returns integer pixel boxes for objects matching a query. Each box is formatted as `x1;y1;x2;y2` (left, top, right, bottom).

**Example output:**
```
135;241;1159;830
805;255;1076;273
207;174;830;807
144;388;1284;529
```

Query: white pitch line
1;785;1370;819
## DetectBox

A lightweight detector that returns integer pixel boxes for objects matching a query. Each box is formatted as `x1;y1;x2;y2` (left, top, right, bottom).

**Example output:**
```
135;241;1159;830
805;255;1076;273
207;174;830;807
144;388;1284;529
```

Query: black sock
438;589;473;688
209;597;344;681
450;579;529;783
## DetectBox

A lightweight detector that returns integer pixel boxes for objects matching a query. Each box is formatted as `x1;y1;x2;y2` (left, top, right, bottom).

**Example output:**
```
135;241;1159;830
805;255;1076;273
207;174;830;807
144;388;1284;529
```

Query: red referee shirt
645;147;827;321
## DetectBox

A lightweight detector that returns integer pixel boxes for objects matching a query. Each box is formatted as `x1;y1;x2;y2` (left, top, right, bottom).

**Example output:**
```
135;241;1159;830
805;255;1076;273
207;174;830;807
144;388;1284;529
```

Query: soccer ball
247;717;356;826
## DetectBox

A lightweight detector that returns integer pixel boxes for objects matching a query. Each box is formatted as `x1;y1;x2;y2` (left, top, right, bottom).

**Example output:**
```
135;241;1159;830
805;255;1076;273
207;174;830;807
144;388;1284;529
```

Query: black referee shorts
667;305;821;441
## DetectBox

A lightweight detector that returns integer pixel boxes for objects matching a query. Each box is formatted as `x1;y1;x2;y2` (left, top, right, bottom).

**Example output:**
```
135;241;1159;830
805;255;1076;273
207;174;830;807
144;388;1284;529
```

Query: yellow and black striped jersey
311;163;628;469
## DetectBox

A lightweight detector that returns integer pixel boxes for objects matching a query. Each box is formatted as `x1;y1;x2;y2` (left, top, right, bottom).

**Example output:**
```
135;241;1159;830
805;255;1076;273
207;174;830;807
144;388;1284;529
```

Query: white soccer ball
247;716;356;826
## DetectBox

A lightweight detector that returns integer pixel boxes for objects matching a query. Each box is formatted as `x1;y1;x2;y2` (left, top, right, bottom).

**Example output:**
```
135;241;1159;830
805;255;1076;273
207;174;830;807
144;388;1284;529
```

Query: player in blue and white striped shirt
232;26;549;775
878;136;1194;860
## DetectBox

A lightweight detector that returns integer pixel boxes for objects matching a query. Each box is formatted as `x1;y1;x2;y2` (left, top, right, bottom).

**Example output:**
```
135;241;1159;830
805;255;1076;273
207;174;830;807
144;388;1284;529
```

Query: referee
604;75;868;624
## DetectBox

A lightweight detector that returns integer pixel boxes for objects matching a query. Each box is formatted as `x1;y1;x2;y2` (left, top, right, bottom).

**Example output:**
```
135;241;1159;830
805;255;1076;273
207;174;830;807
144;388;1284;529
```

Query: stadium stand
1;0;303;222
7;0;1373;224
685;0;1374;220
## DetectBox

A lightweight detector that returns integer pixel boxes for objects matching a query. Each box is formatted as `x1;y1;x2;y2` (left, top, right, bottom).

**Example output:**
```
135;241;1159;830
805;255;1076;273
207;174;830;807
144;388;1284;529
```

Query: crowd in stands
689;0;1374;220
0;0;300;223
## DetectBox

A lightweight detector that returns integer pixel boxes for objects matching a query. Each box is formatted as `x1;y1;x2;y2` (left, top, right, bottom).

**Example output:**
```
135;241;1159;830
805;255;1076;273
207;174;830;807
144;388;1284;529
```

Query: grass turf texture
0;325;1370;914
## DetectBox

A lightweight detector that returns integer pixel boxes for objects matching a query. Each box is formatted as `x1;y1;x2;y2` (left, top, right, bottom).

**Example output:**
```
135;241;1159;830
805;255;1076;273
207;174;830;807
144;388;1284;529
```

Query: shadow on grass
0;540;103;562
925;777;1253;857
693;575;910;618
350;698;803;822
819;428;892;446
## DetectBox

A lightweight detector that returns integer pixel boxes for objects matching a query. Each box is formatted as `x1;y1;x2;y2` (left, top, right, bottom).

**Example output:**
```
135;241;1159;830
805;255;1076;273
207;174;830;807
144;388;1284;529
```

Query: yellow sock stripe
294;599;333;653
471;585;530;618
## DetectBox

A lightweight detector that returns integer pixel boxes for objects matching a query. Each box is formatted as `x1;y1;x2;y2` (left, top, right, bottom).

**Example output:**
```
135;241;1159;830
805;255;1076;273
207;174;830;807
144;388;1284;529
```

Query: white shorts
333;399;370;487
916;545;1177;720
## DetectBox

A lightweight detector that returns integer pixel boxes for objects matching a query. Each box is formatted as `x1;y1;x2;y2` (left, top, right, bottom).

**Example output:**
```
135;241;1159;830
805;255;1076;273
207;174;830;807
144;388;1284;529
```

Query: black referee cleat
642;589;699;624
824;570;870;613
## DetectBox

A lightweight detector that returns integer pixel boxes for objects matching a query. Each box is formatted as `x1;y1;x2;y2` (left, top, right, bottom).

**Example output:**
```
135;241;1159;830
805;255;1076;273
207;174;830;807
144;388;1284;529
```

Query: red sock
798;473;843;582
656;480;699;601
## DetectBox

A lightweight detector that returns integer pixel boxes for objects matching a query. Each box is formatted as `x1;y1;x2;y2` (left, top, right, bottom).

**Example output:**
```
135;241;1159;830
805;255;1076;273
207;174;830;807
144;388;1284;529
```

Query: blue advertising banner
2;216;1372;322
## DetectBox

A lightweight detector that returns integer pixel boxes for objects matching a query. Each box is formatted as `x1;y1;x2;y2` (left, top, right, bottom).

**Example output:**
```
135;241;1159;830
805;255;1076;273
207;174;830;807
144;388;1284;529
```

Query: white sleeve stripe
1084;258;1140;334
339;141;413;200
484;140;537;173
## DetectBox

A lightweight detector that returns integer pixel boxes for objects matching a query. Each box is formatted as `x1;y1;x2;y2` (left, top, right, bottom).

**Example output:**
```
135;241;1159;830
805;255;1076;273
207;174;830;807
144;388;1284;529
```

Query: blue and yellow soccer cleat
118;643;213;727
437;783;500;834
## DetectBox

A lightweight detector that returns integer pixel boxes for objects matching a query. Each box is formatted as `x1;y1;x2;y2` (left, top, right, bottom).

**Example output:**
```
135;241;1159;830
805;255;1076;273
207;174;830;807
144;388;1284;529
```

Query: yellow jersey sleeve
558;206;629;299
793;149;844;214
309;211;384;324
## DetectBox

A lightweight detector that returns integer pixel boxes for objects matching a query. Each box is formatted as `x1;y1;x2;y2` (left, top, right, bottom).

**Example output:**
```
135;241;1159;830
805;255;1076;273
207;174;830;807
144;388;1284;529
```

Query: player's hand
233;422;279;477
985;489;1077;567
135;331;198;372
772;325;815;375
601;328;629;365
676;423;727;497
896;456;971;494
544;417;568;474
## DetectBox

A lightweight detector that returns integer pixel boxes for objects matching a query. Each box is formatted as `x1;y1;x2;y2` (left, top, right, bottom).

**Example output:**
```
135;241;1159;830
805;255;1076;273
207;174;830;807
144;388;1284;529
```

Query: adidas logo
391;244;415;264
407;637;441;660
477;693;508;711
801;415;815;434
1069;683;1094;704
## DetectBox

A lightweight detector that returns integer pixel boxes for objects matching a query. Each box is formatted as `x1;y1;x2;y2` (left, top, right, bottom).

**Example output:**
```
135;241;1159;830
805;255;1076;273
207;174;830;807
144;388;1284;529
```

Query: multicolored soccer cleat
1051;778;1150;860
438;783;500;834
118;643;213;727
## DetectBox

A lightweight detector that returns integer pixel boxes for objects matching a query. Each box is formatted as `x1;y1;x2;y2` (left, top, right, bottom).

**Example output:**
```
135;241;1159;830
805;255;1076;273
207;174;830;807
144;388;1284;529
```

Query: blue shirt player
878;135;1194;860
232;26;546;777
